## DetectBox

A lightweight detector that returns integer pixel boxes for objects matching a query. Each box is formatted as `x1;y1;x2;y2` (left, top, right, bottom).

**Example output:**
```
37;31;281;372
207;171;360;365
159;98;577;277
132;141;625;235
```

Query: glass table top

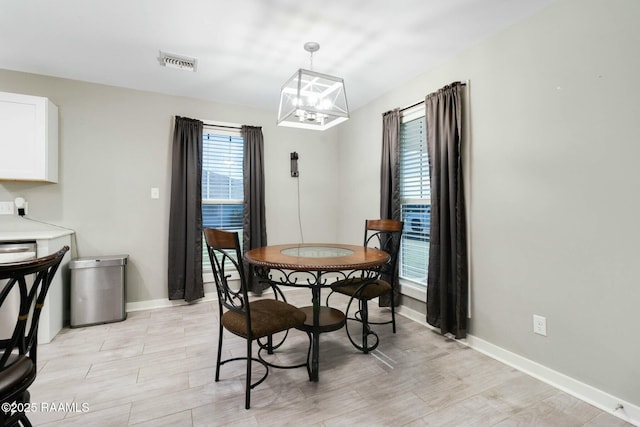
280;246;355;258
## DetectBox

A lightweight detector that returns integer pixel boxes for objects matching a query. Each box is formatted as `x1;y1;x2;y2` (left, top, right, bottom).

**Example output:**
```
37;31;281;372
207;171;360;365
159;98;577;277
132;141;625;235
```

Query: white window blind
202;127;244;275
399;109;430;286
399;115;429;201
202;132;243;204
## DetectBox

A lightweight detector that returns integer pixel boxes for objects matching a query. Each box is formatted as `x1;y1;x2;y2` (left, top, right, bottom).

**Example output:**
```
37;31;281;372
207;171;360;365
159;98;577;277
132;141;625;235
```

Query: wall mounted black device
290;152;299;177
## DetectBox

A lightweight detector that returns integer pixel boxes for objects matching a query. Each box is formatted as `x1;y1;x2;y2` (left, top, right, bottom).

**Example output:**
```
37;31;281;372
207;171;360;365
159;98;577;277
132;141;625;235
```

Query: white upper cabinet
0;91;59;183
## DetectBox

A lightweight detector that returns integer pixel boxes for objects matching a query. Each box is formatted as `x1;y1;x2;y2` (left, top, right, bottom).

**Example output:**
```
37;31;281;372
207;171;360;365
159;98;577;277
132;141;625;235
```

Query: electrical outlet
533;314;547;336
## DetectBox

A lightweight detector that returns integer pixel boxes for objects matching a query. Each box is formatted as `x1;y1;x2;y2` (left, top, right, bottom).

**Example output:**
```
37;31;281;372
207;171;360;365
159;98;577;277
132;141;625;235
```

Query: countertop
0;216;74;241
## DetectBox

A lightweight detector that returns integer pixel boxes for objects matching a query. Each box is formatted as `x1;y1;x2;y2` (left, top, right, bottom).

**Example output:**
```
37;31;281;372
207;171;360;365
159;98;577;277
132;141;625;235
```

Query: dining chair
203;228;310;409
328;219;403;353
0;246;69;427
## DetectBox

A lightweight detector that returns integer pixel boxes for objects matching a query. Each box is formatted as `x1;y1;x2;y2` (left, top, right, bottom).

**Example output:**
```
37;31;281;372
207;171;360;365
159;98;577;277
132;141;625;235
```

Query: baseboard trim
396;304;429;326
125;291;218;312
125;286;277;312
396;305;639;426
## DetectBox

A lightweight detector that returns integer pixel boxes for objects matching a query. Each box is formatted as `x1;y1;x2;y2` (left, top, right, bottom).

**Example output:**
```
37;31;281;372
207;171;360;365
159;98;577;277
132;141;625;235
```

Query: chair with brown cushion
0;246;69;427
328;219;403;353
204;228;310;409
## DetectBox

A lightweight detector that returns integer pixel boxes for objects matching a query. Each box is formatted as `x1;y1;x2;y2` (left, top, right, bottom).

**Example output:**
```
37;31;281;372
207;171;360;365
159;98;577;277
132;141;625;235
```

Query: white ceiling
0;0;554;112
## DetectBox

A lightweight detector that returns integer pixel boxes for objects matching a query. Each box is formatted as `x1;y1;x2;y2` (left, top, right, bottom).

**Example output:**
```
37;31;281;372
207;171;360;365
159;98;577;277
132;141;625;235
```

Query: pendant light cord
304;41;319;72
297;174;304;243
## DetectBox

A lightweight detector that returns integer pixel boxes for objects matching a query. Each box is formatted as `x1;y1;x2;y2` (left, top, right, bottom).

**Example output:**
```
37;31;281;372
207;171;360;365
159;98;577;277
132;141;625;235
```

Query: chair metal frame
0;246;69;427
328;219;403;353
204;228;310;409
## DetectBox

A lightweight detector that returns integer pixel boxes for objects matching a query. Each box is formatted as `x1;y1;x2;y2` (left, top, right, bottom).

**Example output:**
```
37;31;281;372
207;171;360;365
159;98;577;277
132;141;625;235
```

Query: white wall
337;0;640;411
0;69;340;303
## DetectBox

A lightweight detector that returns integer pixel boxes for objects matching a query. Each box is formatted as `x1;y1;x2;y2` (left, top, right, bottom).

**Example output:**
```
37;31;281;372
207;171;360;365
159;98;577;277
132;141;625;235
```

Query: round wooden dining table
244;243;389;382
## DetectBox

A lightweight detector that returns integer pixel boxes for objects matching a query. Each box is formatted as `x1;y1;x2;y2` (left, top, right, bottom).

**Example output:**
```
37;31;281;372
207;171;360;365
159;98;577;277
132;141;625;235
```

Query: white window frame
201;124;243;283
398;104;429;302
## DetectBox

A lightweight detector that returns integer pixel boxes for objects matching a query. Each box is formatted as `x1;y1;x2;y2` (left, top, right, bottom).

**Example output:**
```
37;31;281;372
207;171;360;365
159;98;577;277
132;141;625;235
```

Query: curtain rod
203;122;242;130
400;80;468;112
400;100;424;112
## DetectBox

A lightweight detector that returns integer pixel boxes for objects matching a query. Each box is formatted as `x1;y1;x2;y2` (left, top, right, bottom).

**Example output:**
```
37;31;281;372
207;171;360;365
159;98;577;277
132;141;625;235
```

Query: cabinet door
0;91;58;182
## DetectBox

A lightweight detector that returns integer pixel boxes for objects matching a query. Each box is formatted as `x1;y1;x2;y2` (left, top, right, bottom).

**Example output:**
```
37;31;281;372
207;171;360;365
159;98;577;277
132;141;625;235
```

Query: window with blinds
399;107;430;286
202;128;244;274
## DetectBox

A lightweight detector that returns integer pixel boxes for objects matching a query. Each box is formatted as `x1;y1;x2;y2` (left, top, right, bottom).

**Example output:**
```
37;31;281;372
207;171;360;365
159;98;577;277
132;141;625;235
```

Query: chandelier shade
277;43;349;130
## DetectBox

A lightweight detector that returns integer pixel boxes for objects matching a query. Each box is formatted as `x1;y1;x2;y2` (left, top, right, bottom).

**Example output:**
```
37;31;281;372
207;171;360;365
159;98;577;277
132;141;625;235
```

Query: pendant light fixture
277;42;349;130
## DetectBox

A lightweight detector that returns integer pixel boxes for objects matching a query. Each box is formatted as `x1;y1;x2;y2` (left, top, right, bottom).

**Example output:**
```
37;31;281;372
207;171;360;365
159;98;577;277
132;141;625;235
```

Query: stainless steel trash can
69;255;128;327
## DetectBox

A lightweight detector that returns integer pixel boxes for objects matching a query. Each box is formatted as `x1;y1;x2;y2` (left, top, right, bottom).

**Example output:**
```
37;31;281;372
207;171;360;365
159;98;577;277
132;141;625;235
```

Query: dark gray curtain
380;109;401;221
379;109;400;307
241;125;268;293
168;116;204;302
425;82;468;339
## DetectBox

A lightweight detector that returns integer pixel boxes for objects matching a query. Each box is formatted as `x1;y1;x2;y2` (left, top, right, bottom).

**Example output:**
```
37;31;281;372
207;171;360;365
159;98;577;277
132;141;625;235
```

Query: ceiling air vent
158;51;198;72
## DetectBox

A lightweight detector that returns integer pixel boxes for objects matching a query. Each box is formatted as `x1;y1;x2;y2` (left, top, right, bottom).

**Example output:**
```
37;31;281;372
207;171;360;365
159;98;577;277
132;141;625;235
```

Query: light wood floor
28;289;630;426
